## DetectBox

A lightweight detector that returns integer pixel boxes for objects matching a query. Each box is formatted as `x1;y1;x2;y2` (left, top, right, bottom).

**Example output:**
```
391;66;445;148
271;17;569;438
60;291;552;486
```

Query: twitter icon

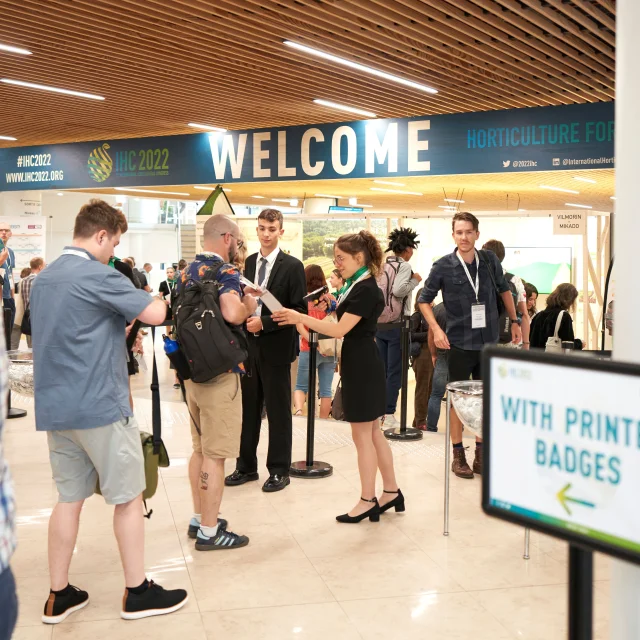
502;160;511;168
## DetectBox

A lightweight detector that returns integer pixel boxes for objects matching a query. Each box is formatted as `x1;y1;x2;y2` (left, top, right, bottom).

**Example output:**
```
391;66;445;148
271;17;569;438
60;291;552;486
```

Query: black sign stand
569;545;593;640
290;329;333;478
384;316;423;441
4;307;27;419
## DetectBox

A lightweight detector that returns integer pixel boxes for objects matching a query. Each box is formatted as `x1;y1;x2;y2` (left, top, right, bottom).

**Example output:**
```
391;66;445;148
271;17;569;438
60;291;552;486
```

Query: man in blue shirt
31;199;188;624
0;223;16;333
419;212;521;478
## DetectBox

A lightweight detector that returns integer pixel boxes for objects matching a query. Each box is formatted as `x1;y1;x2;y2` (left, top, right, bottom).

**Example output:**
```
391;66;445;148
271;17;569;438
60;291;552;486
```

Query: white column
611;1;640;637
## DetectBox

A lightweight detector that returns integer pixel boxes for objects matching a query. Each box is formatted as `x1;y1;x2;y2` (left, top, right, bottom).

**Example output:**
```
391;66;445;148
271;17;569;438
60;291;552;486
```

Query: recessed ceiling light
56;192;64;196
0;135;17;141
315;194;344;199
0;43;32;55
114;187;190;197
373;180;406;187
574;177;596;184
251;195;265;199
284;41;438;94
518;208;527;212
370;187;423;196
539;185;579;194
565;203;592;209
313;99;376;118
610;196;616;200
438;205;457;210
187;122;227;132
272;198;299;206
444;198;465;203
0;78;104;100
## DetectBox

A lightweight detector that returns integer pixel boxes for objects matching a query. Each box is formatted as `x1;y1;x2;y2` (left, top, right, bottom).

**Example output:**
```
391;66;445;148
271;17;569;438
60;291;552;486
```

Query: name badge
471;303;486;329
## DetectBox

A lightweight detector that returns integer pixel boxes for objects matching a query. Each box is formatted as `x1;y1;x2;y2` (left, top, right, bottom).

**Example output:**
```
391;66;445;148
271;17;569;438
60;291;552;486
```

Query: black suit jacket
244;250;307;365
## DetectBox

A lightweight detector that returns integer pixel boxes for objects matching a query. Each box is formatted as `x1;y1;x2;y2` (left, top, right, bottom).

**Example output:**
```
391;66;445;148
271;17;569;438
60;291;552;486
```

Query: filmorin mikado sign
0;102;614;192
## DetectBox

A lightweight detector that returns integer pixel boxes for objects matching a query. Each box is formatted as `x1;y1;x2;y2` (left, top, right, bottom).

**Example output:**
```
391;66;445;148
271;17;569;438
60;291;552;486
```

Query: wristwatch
510;317;521;325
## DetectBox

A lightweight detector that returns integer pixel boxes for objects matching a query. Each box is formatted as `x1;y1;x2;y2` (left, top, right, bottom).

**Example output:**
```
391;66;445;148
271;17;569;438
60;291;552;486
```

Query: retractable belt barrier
379;317;423;442
4;307;27;419
290;328;333;478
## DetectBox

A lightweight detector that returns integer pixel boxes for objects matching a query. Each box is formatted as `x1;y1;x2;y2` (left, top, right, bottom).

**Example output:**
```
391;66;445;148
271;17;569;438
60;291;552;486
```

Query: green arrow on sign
557;483;596;516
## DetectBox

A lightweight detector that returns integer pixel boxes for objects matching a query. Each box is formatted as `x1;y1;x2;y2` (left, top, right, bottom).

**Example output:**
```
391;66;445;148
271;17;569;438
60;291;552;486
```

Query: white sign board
1;216;47;271
553;211;586;235
485;352;640;562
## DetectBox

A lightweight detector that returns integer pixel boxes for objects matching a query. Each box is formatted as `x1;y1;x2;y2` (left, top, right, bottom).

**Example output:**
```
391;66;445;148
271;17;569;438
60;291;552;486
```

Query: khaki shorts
47;417;145;505
185;373;242;459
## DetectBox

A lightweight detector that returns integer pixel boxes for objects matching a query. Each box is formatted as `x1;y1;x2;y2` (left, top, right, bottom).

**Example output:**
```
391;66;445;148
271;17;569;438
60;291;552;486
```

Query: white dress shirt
253;247;280;317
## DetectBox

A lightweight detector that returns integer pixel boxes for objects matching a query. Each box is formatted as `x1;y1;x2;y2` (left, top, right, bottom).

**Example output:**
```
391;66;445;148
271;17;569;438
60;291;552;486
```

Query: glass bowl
7;350;34;397
447;380;483;438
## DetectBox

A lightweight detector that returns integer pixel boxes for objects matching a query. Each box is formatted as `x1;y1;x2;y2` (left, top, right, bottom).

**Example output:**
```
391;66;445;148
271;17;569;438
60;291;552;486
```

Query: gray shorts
47;417;146;505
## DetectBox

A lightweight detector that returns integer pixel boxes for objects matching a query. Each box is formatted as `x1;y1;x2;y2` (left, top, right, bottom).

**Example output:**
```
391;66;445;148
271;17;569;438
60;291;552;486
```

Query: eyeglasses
333;255;345;265
221;233;244;250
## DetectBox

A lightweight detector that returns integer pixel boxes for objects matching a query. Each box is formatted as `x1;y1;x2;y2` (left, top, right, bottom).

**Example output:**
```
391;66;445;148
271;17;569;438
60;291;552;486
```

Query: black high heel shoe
379;489;405;514
336;497;380;523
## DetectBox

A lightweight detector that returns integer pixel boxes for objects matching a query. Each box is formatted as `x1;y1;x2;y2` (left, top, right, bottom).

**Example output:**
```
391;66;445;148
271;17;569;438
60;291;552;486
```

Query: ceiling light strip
0;78;104;100
0;43;32;55
187;122;227;132
565;203;593;209
0;135;17;141
573;177;597;184
373;180;406;187
284;41;438;94
539;185;579;194
313;99;376;118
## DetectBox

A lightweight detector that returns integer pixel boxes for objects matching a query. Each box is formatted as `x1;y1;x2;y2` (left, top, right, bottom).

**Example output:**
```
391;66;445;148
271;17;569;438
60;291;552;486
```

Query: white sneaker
383;414;400;429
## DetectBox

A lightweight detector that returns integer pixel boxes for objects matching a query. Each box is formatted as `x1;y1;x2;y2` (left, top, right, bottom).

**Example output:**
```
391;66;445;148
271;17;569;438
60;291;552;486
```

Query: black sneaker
187;516;228;539
195;527;249;551
42;584;89;624
121;580;188;620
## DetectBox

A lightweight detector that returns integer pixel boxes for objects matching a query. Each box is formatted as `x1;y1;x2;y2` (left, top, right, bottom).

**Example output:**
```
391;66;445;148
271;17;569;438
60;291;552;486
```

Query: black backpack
173;264;248;383
498;272;519;343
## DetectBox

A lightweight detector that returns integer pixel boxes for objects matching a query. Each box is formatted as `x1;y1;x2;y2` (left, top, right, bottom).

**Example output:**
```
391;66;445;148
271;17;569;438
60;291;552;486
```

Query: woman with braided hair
377;227;422;430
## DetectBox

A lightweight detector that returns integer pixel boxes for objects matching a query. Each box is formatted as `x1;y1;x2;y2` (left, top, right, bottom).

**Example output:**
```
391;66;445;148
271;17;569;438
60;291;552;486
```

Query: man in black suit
225;209;306;492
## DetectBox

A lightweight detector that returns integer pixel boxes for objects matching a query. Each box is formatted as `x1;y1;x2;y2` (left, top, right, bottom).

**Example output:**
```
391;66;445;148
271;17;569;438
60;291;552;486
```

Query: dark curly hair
387;227;420;254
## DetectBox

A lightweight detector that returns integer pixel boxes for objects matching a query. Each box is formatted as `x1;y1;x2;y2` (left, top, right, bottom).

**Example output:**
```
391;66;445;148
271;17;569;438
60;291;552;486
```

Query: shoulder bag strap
553;310;565;340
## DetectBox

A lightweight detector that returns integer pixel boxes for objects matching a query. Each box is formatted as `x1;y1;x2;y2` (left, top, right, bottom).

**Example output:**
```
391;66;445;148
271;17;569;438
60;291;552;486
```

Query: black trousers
237;337;293;476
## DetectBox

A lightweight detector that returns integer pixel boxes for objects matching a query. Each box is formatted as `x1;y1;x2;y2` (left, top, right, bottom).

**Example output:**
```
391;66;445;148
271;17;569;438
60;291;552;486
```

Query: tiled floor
6;338;611;639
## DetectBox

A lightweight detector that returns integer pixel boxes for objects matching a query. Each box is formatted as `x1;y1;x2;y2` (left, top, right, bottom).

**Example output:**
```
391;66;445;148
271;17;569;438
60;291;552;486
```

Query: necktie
256;257;268;315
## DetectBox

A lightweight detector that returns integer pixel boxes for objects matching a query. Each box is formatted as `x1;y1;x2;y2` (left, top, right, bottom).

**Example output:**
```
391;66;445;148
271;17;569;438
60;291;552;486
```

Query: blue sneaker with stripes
187;517;227;539
195;527;249;551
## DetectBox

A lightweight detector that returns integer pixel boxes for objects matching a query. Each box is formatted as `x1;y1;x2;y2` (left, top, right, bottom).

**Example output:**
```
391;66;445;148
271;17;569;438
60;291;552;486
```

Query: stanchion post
523;528;531;560
4;307;27;420
568;545;593;640
290;329;333;479
384;316;423;441
444;391;451;536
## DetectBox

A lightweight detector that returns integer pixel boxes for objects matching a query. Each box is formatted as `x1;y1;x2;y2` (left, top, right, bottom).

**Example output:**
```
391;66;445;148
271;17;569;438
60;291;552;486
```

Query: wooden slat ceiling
77;168;615;213
0;0;615;148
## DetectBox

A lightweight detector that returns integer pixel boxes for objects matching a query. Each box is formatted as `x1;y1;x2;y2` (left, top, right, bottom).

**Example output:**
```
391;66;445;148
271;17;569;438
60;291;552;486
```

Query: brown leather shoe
473;446;483;475
452;448;474;479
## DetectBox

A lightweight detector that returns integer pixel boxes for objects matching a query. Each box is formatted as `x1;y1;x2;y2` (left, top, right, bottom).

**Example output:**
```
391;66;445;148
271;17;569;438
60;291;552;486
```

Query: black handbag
20;307;31;336
331;379;345;421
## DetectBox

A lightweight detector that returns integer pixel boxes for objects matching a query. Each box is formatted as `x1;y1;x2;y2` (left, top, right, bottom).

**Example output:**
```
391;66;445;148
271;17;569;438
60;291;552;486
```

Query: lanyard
457;250;480;303
62;249;91;260
337;270;370;306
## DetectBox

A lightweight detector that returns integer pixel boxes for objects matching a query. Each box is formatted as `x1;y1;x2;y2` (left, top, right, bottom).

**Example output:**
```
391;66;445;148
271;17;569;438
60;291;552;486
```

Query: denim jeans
427;350;449;430
0;567;18;640
376;327;402;414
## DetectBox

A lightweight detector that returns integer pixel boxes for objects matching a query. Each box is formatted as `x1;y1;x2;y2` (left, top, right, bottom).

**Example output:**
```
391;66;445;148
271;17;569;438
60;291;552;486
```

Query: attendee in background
525;282;539;319
134;263;151;293
233;231;248;271
0;317;17;640
605;300;614;337
377;227;422;430
0;224;16;332
178;259;187;274
273;231;404;523
293;264;335;420
31;199;187;623
329;268;345;293
482;239;530;350
122;258;142;289
11;267;33;349
12;257;45;349
530;283;582;350
142;263;153;292
426;301;448;432
225;209;306;494
179;215;258;551
419;212;521;479
159;265;179;340
410;292;433;431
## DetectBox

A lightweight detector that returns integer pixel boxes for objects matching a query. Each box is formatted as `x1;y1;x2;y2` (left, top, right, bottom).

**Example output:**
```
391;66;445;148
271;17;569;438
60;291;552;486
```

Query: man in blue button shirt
0;223;16;333
31;200;188;624
419;212;521;478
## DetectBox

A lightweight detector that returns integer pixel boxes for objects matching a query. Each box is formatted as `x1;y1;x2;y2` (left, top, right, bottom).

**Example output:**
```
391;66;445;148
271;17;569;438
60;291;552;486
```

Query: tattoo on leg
200;471;209;491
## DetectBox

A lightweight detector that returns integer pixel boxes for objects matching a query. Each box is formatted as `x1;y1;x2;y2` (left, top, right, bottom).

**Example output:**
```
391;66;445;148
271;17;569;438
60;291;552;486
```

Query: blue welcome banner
0;102;613;192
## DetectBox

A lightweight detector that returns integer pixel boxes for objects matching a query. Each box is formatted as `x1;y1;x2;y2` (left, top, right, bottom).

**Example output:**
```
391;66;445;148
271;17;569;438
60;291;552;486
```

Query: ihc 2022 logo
88;143;113;182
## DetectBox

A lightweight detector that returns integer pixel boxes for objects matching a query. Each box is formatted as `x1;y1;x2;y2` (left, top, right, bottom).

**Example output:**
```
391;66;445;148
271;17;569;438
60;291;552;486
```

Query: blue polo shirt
1;247;15;300
30;247;152;431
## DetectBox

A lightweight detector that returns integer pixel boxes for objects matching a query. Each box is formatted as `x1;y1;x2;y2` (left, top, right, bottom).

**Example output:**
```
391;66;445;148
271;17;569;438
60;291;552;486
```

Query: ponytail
335;230;384;277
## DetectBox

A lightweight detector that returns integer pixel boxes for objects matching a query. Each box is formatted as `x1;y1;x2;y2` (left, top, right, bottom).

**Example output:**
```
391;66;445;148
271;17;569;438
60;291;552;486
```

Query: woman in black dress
273;231;404;523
